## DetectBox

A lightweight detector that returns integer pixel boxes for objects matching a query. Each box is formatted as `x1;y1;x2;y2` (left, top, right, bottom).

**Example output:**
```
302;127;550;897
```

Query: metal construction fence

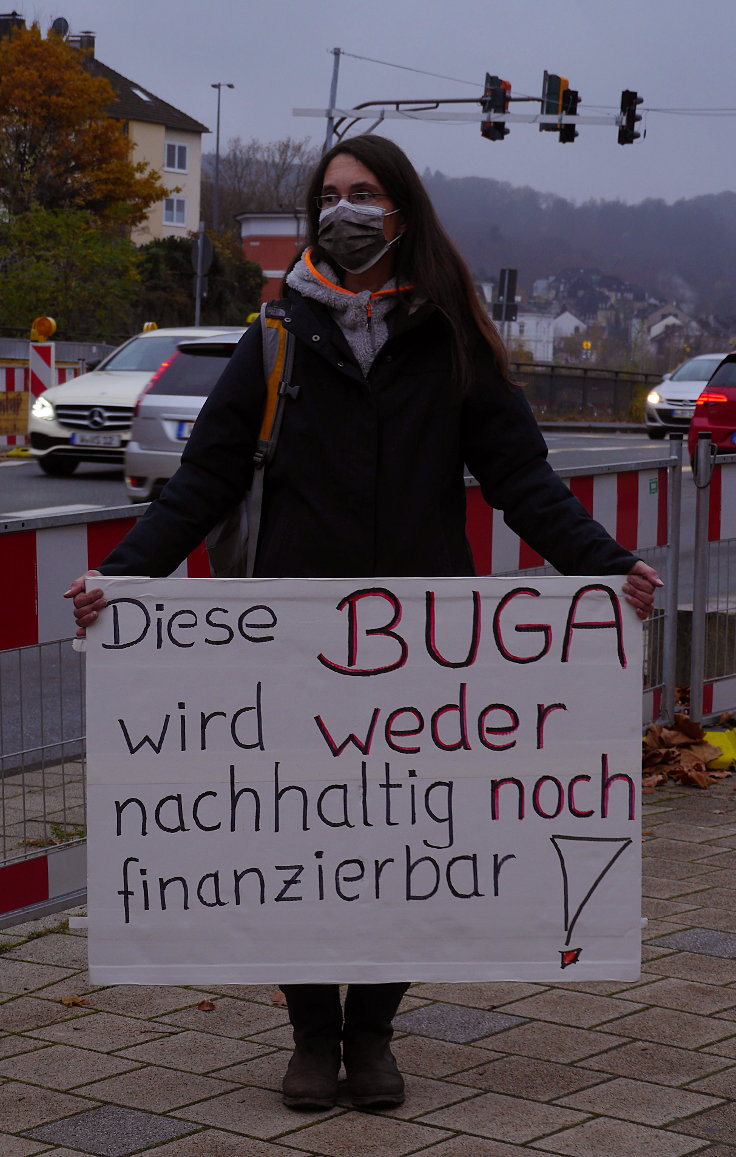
2;445;736;926
689;436;736;723
0;507;211;927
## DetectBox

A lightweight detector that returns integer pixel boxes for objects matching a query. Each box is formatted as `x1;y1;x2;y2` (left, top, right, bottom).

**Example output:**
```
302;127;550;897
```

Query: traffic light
618;89;643;145
559;86;579;143
481;73;511;141
492;268;518;323
540;71;568;132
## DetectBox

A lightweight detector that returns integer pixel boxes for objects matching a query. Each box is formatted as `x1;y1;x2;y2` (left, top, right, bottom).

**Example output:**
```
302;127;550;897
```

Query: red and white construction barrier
466;466;669;575
0;513;208;926
707;461;736;543
29;342;55;398
0;843;86;926
1;361;78;449
700;458;736;716
0;514;211;651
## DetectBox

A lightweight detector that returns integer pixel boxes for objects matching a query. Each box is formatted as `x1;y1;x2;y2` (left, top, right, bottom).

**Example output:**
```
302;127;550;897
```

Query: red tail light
696;391;729;406
132;353;180;418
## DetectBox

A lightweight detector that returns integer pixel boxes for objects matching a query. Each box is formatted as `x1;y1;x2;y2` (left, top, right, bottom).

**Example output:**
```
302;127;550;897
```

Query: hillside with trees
422;171;736;319
201;139;736;322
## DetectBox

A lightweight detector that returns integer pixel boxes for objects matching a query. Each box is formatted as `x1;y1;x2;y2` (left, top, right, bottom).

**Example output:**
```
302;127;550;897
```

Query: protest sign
85;575;642;984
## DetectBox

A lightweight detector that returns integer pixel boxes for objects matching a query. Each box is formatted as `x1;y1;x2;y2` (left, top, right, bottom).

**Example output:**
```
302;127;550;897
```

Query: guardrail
511;361;662;421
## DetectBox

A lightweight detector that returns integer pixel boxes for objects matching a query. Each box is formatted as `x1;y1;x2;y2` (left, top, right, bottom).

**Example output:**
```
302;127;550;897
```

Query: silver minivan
124;330;246;502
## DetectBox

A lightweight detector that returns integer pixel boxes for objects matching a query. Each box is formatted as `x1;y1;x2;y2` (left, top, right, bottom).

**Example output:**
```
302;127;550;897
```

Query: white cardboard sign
85;576;642;984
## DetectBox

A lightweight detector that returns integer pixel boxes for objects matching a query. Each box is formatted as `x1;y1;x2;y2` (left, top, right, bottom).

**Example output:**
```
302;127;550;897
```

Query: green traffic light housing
541;72;579;141
540;71;567;130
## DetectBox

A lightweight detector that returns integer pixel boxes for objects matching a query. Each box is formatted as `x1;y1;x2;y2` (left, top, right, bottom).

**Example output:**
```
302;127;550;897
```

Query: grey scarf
286;254;399;376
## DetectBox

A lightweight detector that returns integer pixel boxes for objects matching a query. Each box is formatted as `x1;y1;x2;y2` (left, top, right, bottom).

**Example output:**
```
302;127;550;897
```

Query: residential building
631;302;703;358
0;16;209;243
473;281;497;309
69;31;209;244
553;310;586;340
504;308;556;362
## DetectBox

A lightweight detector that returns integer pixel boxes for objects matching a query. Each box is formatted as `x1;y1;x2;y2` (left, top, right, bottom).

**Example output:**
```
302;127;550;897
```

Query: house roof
83;56;209;135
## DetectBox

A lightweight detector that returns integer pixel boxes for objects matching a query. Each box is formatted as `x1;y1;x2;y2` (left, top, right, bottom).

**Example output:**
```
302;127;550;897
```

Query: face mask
317;199;402;274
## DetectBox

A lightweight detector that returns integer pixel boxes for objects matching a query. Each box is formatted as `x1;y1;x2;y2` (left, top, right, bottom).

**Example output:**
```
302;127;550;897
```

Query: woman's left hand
622;560;664;620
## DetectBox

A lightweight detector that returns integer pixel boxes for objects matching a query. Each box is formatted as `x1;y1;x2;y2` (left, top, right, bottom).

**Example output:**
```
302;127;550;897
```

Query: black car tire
38;455;80;476
646;428;667;440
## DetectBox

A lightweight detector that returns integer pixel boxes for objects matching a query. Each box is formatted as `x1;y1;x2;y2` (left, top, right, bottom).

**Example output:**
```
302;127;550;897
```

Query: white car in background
29;326;245;476
645;353;731;439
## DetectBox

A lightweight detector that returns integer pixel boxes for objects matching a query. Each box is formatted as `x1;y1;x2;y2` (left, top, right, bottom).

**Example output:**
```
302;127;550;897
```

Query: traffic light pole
323;48;343;153
295;100;634;137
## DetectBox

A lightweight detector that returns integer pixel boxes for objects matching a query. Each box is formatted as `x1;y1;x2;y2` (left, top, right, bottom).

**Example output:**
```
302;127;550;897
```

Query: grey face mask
317;199;402;274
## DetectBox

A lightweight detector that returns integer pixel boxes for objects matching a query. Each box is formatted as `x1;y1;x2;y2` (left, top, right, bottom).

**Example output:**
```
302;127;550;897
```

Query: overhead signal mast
295;63;643;150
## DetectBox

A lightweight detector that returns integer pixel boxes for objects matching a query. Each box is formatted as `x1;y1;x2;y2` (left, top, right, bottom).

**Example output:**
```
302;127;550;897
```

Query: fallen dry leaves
60;995;88;1007
197;999;216;1012
643;713;732;791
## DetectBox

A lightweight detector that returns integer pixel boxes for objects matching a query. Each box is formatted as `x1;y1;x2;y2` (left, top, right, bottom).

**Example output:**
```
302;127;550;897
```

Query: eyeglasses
316;191;392;210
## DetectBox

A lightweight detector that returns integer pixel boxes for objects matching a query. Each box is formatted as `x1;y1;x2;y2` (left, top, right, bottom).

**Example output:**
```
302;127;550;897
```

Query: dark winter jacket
99;289;637;580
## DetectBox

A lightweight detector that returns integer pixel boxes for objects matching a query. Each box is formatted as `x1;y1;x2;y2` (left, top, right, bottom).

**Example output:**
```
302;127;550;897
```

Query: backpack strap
245;302;297;576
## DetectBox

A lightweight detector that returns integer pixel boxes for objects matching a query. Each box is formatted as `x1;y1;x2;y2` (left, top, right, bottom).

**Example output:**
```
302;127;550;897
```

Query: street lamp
211;82;234;232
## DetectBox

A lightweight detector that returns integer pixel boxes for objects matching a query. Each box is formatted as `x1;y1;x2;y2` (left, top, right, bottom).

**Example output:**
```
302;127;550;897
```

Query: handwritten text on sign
85;577;642;984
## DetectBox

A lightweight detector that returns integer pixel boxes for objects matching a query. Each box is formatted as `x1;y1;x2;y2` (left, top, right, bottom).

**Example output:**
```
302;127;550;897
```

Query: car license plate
671;407;694;419
176;421;195;440
70;432;121;447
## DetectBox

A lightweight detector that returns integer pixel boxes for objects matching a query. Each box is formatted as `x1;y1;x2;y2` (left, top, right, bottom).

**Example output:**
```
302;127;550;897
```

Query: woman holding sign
67;134;661;1111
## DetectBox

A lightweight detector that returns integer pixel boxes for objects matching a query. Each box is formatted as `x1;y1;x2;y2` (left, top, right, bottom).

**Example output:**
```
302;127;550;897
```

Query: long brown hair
294;134;510;392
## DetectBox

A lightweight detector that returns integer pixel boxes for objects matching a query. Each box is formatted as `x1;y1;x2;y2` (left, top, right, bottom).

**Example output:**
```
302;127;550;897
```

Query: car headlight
31;394;55;420
646;391;662;404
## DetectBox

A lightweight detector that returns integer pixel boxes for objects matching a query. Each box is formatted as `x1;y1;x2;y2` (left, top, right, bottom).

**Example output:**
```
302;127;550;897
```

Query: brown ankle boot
343;982;409;1109
281;984;342;1110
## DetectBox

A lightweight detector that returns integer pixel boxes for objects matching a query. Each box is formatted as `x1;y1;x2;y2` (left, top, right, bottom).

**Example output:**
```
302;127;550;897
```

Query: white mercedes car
29;326;245;476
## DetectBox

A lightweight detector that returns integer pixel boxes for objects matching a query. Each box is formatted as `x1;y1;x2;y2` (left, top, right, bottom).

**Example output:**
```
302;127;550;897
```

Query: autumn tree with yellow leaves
0;22;167;224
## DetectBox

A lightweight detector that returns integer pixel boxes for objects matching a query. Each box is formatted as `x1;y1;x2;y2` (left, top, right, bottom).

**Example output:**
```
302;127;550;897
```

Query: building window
165;142;188;172
163;197;187;227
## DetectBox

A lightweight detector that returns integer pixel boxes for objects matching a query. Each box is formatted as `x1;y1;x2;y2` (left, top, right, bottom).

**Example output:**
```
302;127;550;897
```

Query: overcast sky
30;0;736;205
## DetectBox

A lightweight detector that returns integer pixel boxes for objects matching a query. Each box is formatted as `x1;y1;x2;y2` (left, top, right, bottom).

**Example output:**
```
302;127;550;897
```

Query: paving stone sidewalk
2;780;736;1157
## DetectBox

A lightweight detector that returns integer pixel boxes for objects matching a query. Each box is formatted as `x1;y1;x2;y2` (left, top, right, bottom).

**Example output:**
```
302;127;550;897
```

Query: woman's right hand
63;570;105;637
